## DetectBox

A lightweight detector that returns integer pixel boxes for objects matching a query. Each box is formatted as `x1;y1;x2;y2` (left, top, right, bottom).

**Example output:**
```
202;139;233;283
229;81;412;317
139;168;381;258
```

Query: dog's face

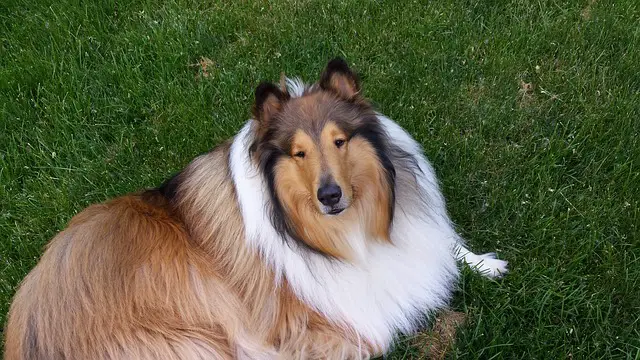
267;92;364;216
286;115;353;215
251;59;395;258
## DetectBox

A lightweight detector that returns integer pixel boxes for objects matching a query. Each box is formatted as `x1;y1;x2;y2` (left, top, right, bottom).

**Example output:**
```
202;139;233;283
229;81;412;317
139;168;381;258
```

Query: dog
4;58;507;359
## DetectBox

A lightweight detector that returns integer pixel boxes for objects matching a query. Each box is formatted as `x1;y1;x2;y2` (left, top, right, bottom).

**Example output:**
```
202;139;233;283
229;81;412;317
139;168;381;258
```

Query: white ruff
231;122;456;348
229;79;507;349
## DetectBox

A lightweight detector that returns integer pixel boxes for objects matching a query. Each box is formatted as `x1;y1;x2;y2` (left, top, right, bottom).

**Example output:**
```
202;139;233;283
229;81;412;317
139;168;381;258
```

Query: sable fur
4;58;508;359
5;144;373;359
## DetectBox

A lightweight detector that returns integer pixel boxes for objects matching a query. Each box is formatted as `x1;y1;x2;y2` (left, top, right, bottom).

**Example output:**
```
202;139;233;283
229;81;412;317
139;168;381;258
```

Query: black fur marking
389;143;423;181
157;171;183;203
320;57;357;83
255;82;283;104
390;146;426;219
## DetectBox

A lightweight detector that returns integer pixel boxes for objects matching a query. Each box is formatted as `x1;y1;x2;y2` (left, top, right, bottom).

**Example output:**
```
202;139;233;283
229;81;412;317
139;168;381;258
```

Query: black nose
317;184;342;206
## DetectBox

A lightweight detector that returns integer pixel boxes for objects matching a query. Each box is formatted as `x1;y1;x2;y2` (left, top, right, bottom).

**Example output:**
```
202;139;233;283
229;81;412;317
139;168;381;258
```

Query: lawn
1;0;638;358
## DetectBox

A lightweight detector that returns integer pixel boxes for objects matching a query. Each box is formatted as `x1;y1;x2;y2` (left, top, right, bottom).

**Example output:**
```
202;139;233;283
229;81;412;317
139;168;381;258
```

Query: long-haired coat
4;58;507;359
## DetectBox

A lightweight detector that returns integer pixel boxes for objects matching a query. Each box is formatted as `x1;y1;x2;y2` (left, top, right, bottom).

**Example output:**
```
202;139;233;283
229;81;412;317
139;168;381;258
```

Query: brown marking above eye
334;139;346;148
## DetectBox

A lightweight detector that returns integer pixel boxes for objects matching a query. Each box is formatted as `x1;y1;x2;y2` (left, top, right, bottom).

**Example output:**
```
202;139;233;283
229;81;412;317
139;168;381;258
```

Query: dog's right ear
252;82;289;126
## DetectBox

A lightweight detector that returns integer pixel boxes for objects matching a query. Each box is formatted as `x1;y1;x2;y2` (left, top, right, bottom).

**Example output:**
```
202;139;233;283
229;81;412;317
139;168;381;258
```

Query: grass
1;0;638;358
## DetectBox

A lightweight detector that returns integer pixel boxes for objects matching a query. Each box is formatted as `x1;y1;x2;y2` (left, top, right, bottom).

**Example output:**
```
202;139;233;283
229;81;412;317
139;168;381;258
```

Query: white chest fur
229;116;460;348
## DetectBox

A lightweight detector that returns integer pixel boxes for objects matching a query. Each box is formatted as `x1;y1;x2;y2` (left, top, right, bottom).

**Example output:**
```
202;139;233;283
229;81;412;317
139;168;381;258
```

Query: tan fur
5;143;379;359
346;137;393;243
4;189;271;359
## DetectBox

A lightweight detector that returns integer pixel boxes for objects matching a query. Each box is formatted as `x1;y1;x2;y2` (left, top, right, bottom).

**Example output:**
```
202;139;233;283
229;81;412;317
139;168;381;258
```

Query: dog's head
251;58;396;260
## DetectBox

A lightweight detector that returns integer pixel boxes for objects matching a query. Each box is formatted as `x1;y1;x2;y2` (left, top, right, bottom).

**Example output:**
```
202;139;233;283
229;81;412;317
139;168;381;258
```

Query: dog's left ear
320;57;360;100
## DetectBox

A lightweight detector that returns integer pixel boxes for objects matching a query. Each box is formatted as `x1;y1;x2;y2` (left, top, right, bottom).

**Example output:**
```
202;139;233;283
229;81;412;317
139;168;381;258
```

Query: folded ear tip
325;57;351;74
253;81;288;123
320;58;361;99
255;81;280;99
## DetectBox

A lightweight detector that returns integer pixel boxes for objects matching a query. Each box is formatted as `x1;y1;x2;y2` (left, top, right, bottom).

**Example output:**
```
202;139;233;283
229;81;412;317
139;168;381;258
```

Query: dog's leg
455;244;508;278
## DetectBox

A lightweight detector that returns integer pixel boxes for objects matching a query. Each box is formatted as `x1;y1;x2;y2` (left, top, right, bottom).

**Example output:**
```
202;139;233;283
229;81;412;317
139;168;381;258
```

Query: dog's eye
334;139;345;148
294;151;305;158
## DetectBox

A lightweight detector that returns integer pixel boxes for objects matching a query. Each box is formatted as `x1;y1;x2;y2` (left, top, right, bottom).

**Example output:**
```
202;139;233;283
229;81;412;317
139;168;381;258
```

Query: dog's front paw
456;246;509;279
472;253;508;278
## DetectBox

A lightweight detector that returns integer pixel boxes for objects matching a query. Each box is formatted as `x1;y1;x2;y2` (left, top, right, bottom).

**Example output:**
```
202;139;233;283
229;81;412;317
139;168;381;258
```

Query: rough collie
4;58;507;359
